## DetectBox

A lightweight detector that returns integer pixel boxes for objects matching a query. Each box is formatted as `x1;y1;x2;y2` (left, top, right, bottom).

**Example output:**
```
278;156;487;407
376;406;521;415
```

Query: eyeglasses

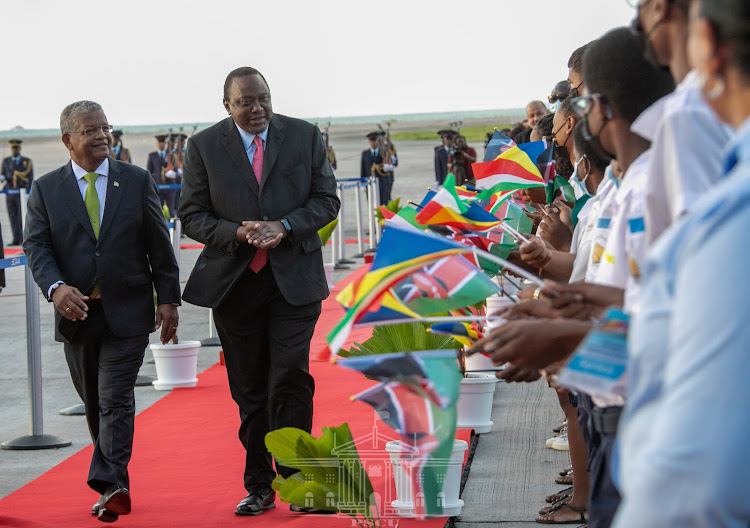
569;93;612;120
70;125;114;137
569;82;583;99
548;92;570;105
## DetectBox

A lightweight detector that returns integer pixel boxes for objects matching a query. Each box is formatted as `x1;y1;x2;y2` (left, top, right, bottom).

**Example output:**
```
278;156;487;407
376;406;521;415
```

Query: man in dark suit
434;129;455;187
146;134;169;214
179;67;339;516
1;139;33;245
23;101;180;523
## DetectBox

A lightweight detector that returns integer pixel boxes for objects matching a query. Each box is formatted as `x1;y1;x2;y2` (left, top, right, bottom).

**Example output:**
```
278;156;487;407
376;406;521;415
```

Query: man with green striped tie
22;101;181;523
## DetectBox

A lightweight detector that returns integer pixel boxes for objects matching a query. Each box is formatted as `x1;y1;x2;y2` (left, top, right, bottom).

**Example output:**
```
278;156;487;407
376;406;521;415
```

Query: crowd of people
468;0;750;526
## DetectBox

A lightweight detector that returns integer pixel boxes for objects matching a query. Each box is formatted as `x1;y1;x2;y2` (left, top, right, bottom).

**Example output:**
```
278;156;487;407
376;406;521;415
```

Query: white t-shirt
570;176;616;283
631;70;732;247
595;150;650;313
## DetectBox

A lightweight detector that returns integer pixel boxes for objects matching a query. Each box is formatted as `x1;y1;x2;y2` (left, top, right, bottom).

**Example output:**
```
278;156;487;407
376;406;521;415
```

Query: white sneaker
551;433;569;451
546;427;566;449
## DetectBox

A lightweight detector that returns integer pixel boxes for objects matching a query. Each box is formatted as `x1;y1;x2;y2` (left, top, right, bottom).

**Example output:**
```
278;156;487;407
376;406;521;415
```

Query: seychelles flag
472;143;545;197
416;174;504;231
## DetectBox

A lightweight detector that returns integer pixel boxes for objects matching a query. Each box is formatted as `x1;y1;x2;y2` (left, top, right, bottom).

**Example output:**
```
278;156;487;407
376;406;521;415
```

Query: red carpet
0;266;470;527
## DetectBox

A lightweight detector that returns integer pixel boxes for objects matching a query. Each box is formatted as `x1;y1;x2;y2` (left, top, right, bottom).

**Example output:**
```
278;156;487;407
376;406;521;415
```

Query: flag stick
471;247;544;286
501;221;531;244
353;315;504;328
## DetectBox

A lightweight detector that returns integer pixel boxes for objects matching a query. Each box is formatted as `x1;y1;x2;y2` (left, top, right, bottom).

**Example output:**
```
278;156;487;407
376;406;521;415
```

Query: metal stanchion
334;182;350;269
352;179;365;257
3;191;71;450
373;177;382;245
366;177;376;252
200;309;221;347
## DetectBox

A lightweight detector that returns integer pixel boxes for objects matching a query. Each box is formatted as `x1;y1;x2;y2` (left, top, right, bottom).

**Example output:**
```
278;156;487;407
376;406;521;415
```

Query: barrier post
334;181;350;269
373;178;382;245
200;309;221;347
3;190;71;449
352;179;365;257
366;177;376;252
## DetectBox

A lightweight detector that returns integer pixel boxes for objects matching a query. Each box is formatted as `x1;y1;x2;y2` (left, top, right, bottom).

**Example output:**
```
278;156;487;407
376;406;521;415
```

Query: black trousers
6;193;22;244
588;431;621;528
378;174;393;206
214;265;320;492
63;301;148;494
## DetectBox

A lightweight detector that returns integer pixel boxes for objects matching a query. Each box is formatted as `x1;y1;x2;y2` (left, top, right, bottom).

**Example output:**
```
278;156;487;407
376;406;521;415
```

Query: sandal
555;473;573;485
539;496;570;515
545;486;573;503
535;502;587;524
559;466;573;476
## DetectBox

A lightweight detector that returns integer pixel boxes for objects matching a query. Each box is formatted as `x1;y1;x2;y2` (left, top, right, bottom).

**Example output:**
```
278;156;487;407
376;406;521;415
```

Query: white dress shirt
631;70;732;246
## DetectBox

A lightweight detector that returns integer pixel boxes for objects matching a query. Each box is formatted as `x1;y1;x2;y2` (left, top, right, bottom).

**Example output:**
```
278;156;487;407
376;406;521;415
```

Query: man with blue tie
1;139;33;245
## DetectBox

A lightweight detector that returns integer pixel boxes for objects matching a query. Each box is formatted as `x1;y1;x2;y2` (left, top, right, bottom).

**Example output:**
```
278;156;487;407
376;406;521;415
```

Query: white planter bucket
324;262;335;289
457;374;498;433
386;439;468;518
150;341;200;390
463;352;496;376
484;295;513;330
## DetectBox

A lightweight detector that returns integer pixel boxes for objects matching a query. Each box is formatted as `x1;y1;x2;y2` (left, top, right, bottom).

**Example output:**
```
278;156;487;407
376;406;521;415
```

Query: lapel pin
113;181;119;187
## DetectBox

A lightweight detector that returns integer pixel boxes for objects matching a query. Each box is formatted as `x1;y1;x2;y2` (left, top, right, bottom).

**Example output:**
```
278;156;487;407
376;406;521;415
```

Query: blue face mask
549;100;561;113
569;156;592;197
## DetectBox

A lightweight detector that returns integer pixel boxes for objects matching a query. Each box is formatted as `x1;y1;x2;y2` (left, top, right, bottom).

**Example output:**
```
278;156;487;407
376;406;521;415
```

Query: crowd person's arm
471;318;593;369
519;237;576;280
542;281;624;319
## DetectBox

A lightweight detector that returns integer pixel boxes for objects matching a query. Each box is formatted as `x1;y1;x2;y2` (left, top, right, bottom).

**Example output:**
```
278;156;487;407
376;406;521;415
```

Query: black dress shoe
92;495;104;515
235;484;275;516
290;503;336;514
97;486;131;523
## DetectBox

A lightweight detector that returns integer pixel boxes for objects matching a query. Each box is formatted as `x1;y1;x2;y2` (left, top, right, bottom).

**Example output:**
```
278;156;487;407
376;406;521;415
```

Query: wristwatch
280;218;292;233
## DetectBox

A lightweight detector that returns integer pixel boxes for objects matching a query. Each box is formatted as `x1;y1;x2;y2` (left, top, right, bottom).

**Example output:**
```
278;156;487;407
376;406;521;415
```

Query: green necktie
84;172;100;238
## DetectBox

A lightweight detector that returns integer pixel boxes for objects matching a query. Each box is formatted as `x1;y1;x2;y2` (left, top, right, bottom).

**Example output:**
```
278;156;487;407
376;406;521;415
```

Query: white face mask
569;156;591;197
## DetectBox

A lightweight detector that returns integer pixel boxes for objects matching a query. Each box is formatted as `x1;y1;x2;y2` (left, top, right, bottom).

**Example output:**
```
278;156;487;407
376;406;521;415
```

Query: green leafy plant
318;218;339;246
374;197;403;226
265;423;380;528
340;322;462;358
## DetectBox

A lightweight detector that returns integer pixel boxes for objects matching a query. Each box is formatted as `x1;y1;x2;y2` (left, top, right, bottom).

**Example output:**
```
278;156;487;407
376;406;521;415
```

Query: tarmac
0;123;569;525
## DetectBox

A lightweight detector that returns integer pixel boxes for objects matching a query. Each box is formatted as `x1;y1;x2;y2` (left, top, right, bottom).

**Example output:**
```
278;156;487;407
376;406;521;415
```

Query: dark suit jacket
360;148;382;179
146;151;166;185
23;160;181;342
434;147;449;185
179;114;340;309
1;156;33;190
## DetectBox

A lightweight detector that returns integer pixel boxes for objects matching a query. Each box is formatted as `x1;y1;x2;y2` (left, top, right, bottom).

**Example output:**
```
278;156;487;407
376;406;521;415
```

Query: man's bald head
525;100;549;128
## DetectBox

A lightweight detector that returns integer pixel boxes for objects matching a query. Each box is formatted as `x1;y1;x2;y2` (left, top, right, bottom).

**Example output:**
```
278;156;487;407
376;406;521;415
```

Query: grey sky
0;0;635;130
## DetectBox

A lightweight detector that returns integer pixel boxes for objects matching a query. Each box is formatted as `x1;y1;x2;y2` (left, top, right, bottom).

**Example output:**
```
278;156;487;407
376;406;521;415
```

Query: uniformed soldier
110;130;132;163
163;133;186;218
322;132;337;171
146;134;170;216
361;131;396;205
1;139;33;245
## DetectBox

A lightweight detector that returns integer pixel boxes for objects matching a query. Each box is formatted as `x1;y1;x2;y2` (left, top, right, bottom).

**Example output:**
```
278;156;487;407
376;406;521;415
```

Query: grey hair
60;101;104;134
